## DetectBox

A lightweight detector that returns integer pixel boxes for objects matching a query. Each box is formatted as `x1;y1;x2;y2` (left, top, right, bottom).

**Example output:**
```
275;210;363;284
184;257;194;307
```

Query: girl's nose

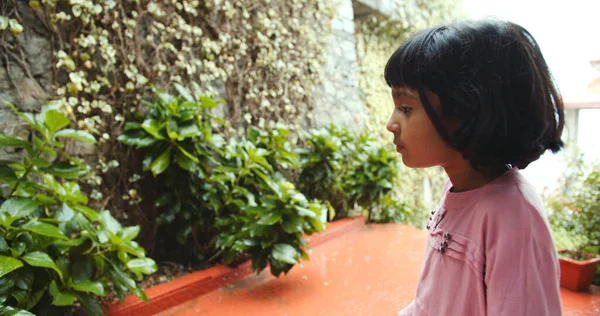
387;121;400;133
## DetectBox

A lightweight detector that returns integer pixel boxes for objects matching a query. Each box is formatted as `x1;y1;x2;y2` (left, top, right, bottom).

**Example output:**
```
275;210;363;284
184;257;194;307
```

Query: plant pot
558;249;600;292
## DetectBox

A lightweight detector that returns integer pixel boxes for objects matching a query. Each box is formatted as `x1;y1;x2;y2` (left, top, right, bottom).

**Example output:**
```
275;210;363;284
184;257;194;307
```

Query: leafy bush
297;125;354;219
118;84;225;264
297;125;405;222
345;132;402;219
549;165;600;258
0;104;156;315
119;86;328;277
211;137;327;276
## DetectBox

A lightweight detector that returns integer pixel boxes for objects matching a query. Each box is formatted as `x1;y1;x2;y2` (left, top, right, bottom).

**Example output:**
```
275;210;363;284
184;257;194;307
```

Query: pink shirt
399;168;562;315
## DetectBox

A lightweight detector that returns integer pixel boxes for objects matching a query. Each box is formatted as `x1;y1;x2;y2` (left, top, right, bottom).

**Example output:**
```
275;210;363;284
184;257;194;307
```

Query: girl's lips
395;145;405;152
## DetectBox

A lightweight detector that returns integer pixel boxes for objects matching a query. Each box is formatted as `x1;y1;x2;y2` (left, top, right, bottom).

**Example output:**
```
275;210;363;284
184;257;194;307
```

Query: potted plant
553;227;600;291
549;166;600;292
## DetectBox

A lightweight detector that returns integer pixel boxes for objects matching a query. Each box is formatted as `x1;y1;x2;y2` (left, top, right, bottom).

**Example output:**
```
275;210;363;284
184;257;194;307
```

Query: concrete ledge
105;217;366;316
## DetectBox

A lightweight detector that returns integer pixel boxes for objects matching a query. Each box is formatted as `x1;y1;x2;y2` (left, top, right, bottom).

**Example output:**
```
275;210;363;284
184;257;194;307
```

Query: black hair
384;19;564;169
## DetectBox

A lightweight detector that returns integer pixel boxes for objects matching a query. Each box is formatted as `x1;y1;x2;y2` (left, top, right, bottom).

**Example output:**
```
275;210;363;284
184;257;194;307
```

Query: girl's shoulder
478;169;543;215
476;170;554;246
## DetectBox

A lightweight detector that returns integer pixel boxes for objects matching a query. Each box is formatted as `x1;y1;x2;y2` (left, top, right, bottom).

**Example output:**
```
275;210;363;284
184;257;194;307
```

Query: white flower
243;113;252;123
9;19;23;36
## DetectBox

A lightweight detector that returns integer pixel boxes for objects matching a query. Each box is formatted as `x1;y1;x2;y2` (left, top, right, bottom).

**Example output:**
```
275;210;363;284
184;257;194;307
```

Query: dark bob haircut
384;19;564;169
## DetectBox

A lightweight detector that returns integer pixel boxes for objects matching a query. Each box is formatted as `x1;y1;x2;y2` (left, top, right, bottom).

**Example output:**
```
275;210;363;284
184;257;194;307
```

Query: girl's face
386;87;462;169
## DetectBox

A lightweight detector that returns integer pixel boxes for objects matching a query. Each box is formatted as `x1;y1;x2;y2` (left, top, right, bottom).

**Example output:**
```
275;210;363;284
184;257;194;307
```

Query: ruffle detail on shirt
428;230;485;281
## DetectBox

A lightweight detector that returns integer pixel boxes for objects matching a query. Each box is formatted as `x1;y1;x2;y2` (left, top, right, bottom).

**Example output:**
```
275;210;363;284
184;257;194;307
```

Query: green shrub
549;165;600;257
118;84;225;263
0;104;156;315
297;125;354;219
297;125;405;223
345;132;402;220
119;86;328;277
211;137;327;276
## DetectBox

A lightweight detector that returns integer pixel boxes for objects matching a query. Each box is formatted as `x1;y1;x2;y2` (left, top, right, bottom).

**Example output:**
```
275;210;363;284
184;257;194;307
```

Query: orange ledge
105;216;366;316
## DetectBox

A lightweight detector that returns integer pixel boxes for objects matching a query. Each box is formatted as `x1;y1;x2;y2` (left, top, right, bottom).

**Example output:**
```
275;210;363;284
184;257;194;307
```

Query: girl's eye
397;105;412;114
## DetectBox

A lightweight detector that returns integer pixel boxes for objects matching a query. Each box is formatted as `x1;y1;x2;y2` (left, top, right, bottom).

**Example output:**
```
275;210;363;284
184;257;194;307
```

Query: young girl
385;19;563;315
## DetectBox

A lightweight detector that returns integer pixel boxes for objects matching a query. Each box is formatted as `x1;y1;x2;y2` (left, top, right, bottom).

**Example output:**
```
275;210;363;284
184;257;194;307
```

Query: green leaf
272;243;299;265
175;152;196;171
180;101;197;110
258;213;282;226
10;242;26;258
4;103;40;133
174;82;195;102
109;267;148;301
100;210;121;234
136;136;159;148
55;203;75;222
72;280;104;296
0;255;23;278
124;122;142;131
43;174;66;197
199;96;218;109
55;257;71;281
11;288;25;304
21;221;68;240
0;277;14;297
176;145;199;163
40;163;89;179
141;119;165;140
0;166;17;184
0;236;8;252
49;280;75;306
24;288;45;310
154;88;175;105
0;199;38;218
50;139;65;148
126;258;157;275
44;110;70;135
11;269;33;290
0;133;28;147
247;127;260;143
118;250;130;264
255;170;281;197
150;148;171;176
72;204;99;221
75;292;104;316
295;206;317;218
32;157;52;168
63;182;88;204
54;129;97;144
269;259;293;277
166;119;179;139
21;251;63;279
54;237;85;248
31;136;56;158
118;241;146;258
281;216;303;233
178;124;200;139
120;226;140;242
0;305;35;315
118;132;159;149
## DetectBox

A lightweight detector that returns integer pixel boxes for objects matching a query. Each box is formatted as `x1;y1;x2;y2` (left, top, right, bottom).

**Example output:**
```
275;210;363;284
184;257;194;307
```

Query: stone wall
310;0;365;131
354;0;399;19
0;3;53;160
309;0;399;131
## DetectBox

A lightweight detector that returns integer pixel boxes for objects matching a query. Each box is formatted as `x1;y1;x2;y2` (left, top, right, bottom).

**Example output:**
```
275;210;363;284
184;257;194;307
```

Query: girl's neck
443;163;509;193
